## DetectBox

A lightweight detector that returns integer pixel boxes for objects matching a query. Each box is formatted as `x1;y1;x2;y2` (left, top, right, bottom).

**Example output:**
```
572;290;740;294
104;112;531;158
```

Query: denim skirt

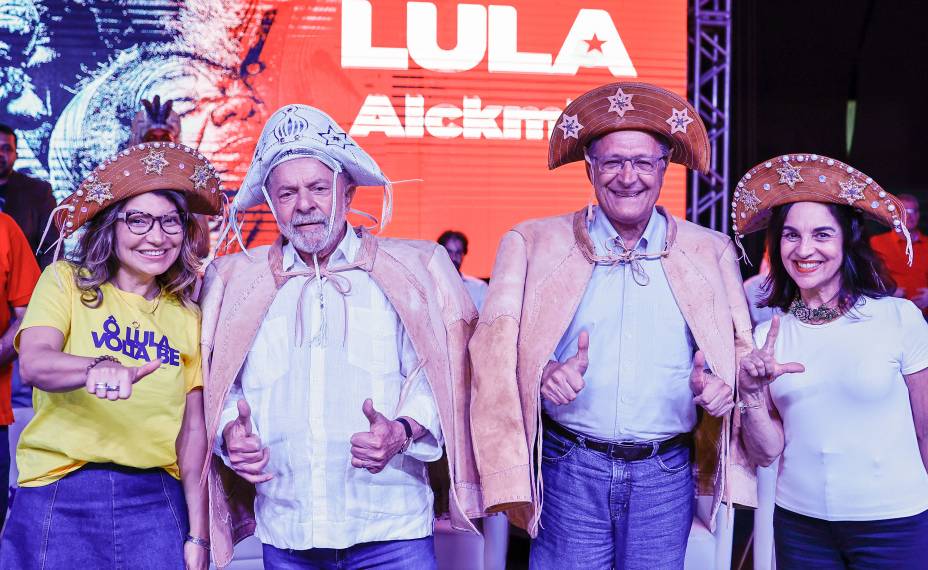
0;463;188;569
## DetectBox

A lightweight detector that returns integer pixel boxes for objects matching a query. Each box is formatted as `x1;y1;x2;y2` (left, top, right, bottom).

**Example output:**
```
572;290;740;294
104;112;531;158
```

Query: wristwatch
396;417;414;454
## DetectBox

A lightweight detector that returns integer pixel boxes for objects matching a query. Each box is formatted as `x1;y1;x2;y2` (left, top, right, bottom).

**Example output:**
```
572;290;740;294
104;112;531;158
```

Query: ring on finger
94;382;107;391
105;384;119;392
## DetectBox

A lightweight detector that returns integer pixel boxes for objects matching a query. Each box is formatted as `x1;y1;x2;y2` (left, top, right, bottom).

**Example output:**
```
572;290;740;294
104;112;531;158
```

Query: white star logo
838;177;867;205
557;114;583;140
606;88;635;118
140;149;169;175
776;162;803;189
188;164;212;191
666;108;694;134
736;188;762;213
85;181;114;205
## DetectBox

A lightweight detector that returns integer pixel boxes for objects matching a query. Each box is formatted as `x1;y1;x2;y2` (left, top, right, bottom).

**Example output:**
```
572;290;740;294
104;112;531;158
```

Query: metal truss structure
688;0;732;234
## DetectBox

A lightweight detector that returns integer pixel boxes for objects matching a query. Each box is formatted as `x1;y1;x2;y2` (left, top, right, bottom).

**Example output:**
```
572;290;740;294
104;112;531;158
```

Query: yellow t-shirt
14;262;202;486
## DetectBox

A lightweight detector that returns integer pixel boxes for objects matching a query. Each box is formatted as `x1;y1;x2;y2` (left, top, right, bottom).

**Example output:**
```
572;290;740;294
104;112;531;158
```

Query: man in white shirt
438;230;488;311
469;83;755;569
200;105;482;568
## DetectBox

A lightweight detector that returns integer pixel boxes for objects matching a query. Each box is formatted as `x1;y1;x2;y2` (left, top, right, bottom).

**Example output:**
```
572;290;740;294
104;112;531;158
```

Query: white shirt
216;225;443;549
756;296;928;521
462;274;488;311
544;207;696;441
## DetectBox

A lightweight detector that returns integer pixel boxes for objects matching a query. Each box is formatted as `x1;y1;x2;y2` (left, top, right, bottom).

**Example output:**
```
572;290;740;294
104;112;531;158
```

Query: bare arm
905;367;928;473
0;307;26;368
737;386;785;467
19;326;100;391
19;325;161;397
177;389;209;569
738;316;805;466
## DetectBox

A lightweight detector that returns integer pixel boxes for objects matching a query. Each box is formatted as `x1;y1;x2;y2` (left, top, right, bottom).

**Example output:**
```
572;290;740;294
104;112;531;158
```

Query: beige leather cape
199;229;482;567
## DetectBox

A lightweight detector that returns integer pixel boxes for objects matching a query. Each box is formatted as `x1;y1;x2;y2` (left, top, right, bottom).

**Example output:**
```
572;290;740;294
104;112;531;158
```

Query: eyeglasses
116;211;186;235
588;154;668;175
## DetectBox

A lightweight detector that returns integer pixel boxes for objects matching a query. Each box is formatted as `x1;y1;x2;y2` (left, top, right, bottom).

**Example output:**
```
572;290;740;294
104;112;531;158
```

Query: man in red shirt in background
871;194;928;314
0;212;40;525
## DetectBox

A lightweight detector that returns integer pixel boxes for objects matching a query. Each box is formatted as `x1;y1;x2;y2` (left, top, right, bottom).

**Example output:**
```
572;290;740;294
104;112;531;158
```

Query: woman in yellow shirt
0;143;222;570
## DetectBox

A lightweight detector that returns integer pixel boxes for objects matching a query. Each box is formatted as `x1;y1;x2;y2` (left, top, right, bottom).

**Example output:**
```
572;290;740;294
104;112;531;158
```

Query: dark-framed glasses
590;154;668;174
116;211;186;235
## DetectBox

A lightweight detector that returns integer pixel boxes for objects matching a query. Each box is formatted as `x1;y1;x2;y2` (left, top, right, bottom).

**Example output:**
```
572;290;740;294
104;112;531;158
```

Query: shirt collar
282;222;358;271
589;206;666;255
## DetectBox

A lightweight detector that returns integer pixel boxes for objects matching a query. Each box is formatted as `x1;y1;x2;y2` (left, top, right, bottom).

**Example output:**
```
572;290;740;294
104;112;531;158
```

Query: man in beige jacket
470;82;757;569
199;105;482;568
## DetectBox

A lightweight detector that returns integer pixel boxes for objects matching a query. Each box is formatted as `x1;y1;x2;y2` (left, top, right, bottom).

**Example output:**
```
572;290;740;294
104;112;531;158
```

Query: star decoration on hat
666;108;694;134
838;176;867;205
188;164;212;191
85;181;114;205
776;162;803;189
557;114;583;140
140;149;169;175
606;88;635;118
318;126;354;150
736;188;762;213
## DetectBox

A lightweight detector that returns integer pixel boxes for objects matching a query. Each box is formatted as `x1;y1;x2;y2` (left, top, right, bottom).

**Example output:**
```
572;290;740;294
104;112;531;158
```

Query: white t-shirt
755;296;928;521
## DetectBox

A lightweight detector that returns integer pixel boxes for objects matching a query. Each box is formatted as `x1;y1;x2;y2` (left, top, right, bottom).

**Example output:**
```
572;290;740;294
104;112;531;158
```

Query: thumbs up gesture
690;351;735;417
350;399;408;474
540;331;590;406
739;315;806;395
86;358;162;400
222;399;272;484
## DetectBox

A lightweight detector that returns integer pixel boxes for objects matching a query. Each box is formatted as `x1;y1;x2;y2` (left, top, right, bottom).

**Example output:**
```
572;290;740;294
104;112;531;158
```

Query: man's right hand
222;399;272;484
540;331;589;405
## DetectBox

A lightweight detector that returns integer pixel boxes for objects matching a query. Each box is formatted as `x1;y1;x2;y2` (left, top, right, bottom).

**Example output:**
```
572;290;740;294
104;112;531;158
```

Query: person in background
0;124;59;269
734;154;928;568
0;214;40;526
0;123;61;477
0;142;221;569
871;193;928;314
439;230;488;311
438;229;507;569
743;253;779;326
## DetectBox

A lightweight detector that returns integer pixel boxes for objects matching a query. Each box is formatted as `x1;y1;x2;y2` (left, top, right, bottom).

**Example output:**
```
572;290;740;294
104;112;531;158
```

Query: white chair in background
753;458;779;570
684;495;736;570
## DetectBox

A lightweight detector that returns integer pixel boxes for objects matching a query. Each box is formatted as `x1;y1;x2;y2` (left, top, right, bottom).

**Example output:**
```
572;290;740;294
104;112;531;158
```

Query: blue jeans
530;427;694;570
774;505;928;569
262;536;437;569
0;463;188;569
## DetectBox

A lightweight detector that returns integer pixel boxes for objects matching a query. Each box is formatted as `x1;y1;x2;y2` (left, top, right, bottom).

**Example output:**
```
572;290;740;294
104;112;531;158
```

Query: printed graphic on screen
0;0;686;275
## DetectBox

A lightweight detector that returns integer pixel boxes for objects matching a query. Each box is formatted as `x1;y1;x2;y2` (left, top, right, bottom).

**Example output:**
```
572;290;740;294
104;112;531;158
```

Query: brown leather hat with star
731;153;907;235
731;153;912;263
55;142;223;237
548;82;710;173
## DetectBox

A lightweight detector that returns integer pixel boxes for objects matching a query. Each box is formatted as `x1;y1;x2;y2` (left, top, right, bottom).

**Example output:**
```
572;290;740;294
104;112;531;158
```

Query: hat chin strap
900;222;915;267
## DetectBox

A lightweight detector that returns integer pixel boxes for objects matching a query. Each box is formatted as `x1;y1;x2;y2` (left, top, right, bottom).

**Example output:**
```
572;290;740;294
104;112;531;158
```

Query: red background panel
235;0;687;276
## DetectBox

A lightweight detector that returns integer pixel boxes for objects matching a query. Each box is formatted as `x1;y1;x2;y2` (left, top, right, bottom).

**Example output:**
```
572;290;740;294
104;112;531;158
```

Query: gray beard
280;214;335;255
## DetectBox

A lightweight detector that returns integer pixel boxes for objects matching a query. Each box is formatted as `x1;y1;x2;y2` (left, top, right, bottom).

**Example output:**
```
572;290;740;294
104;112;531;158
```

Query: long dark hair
67;189;205;308
761;202;895;312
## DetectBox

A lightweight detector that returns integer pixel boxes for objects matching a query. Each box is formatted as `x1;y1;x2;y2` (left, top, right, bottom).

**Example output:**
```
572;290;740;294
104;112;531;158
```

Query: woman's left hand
184;540;209;570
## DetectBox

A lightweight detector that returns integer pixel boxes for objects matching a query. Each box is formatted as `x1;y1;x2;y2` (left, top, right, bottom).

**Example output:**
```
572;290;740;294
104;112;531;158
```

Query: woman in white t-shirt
729;154;928;569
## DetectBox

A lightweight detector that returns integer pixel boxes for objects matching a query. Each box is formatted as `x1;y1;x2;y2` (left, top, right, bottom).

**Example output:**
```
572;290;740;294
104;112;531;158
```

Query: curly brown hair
67;189;205;308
